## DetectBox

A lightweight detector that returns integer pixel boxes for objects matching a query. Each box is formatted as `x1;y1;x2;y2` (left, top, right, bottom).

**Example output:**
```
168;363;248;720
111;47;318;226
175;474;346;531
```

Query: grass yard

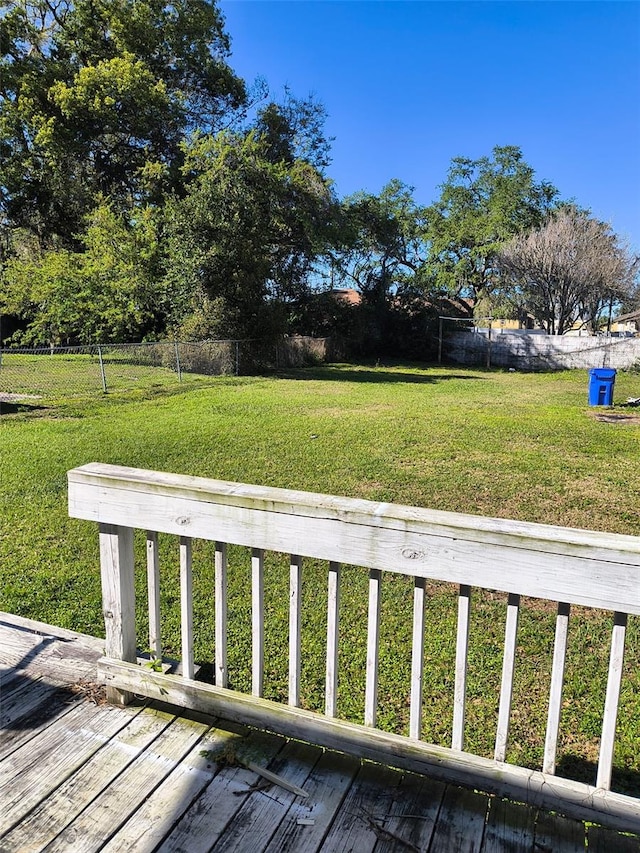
2;362;640;791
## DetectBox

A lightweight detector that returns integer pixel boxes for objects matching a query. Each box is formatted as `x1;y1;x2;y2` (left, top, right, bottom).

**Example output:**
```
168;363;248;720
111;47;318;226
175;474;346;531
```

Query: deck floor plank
0;705;169;853
533;810;587;852
3;615;640;852
43;713;209;853
100;720;261;853
208;738;324;853
155;727;289;853
1;663;41;695
1;667;50;704
0;701;138;836
482;797;537;852
588;825;640;852
0;620;100;679
319;762;405;853
373;771;447;853
262;749;361;853
427;784;489;853
0;676;75;758
0;621;54;666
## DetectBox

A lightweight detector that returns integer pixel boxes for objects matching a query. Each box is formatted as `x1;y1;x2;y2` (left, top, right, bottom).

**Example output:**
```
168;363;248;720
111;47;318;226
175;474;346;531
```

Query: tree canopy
423;146;559;312
0;0;245;246
1;3;635;351
163;129;337;340
330;180;427;304
1;201;161;343
496;207;638;335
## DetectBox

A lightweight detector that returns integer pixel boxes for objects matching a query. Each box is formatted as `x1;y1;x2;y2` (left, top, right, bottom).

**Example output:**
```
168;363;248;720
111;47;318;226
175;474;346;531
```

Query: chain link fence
0;336;331;400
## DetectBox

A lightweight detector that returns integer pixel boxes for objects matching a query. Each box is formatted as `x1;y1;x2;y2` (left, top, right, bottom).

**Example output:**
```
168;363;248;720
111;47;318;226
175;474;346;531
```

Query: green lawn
2;362;640;790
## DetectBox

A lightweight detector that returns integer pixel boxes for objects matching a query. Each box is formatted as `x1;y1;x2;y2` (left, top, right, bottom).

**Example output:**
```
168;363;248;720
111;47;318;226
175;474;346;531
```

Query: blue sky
219;1;640;251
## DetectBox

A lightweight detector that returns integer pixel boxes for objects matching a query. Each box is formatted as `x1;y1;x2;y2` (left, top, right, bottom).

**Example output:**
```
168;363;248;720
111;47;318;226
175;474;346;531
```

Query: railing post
364;568;382;727
146;531;161;660
325;561;341;717
99;523;136;705
495;592;520;762
543;602;570;775
180;536;194;680
289;554;303;706
597;611;628;790
215;542;228;687
409;576;426;739
252;548;265;697
452;584;472;751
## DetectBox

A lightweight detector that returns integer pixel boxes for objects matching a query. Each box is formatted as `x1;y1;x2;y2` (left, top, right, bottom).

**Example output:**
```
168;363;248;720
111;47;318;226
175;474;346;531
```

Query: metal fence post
235;341;239;376
174;340;182;382
97;345;108;393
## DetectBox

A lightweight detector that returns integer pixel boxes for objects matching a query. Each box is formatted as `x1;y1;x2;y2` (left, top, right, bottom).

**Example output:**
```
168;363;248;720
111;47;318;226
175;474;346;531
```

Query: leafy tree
254;89;333;173
496;207;638;335
0;201;161;343
424;146;558;313
330;179;427;303
313;180;429;354
618;266;640;317
163;129;338;339
0;0;245;246
1;2;345;346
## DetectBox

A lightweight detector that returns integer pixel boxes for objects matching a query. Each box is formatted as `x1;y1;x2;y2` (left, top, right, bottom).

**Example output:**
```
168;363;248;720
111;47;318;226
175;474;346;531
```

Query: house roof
329;289;362;306
614;309;640;324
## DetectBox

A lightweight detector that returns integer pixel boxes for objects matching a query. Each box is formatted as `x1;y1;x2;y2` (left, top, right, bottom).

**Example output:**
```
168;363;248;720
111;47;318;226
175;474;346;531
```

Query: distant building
609;309;640;337
329;289;362;306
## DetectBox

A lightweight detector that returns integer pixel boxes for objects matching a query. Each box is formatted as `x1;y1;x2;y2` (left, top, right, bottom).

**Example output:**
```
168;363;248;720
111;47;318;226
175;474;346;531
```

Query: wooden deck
1;613;639;852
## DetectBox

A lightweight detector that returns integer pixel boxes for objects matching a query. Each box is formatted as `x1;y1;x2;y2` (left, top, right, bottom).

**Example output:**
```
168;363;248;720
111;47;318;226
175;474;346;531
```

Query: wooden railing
68;463;640;831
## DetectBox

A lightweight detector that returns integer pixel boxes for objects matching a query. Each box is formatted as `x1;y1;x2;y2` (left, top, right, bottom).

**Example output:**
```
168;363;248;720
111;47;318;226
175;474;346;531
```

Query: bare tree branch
496;208;637;335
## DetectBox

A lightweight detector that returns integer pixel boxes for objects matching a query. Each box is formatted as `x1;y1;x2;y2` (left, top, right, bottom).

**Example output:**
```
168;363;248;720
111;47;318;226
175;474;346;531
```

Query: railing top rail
68;462;640;554
68;463;640;614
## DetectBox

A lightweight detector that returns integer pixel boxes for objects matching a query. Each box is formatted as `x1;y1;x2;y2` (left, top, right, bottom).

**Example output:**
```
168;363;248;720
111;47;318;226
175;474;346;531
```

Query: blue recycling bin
588;368;616;406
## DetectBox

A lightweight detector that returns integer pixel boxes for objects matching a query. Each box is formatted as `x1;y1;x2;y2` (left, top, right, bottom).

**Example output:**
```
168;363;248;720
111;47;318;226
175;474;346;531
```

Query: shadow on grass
0;400;48;415
273;364;488;385
556;754;640;798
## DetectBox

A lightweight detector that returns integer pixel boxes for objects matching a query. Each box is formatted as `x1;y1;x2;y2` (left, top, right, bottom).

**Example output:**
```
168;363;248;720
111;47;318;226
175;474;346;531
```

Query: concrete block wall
447;330;640;370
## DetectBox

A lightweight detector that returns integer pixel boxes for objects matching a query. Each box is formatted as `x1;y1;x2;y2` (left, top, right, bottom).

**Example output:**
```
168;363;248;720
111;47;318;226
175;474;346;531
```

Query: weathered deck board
98;721;250;853
483;797;537;852
2;612;640;852
588;825;640;852
262;750;361;853
372;771;446;852
534;811;586;852
209;738;323;853
0;675;69;741
1;706;170;852
0;701;137;836
0;618;99;679
428;785;489;853
155;727;289;853
45;714;209;852
320;762;405;853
